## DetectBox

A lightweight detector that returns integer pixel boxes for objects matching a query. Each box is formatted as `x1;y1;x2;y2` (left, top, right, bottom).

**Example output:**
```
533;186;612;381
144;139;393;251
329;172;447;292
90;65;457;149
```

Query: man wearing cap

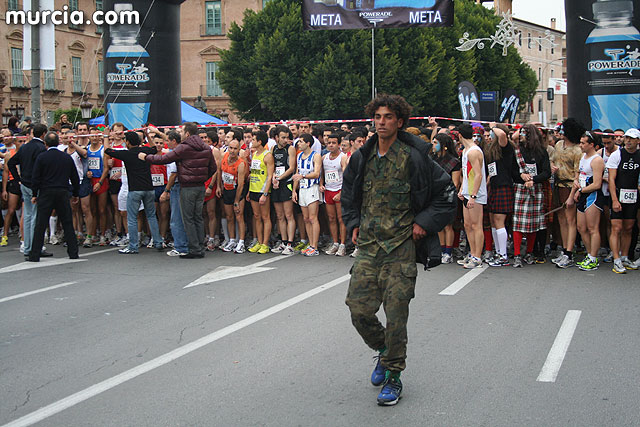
606;128;640;273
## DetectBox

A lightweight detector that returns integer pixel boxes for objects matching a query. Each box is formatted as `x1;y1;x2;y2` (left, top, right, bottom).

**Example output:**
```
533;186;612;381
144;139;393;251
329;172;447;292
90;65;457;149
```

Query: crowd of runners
1;115;639;273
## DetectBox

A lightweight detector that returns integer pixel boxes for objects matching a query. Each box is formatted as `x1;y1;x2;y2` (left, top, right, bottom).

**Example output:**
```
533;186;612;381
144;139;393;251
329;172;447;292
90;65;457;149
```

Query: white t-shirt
605;149;622;170
167;162;178;183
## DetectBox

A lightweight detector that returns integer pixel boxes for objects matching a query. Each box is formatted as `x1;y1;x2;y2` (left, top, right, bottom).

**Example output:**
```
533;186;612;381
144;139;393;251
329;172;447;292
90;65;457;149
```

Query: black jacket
342;131;456;269
32;148;80;197
7;138;46;188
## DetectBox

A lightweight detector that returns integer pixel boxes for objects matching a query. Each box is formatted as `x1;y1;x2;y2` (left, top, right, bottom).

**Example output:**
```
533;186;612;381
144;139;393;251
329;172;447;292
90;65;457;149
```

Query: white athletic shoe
234;241;246;254
167;249;187;257
336;244;347;257
325;242;339;255
350;247;359;258
223;240;237;252
281;245;294;256
271;242;286;254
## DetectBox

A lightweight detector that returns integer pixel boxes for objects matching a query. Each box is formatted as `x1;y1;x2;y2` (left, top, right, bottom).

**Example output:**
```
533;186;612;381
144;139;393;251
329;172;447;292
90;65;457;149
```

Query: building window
538;37;542;51
550;69;554;78
205;1;222;35
98;60;104;95
518;32;522;46
69;0;81;29
551;45;554;55
538;66;542;82
206;62;222;97
95;0;103;33
11;47;24;88
43;69;55;90
538;97;542;113
527;32;531;49
8;0;19;11
72;56;82;93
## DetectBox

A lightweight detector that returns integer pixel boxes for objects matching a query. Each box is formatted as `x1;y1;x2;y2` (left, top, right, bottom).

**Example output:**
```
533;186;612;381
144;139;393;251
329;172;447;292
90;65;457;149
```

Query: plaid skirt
513;183;546;233
488;185;515;214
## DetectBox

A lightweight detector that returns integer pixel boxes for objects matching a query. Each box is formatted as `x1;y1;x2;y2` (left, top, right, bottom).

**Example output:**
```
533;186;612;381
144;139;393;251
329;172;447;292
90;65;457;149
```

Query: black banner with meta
302;0;454;31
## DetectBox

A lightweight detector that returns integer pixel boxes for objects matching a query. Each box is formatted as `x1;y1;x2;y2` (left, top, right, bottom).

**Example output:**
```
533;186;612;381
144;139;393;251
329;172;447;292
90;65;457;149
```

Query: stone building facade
1;0;104;125
2;0;566;126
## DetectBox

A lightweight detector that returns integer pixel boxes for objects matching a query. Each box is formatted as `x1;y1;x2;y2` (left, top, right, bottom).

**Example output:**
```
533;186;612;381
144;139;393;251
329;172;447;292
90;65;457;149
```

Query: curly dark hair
364;94;412;129
562;118;586;145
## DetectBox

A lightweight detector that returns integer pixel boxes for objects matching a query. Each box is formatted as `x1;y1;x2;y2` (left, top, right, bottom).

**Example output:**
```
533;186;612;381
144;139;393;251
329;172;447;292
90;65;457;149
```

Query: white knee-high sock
49;216;58;236
221;218;229;241
496;228;508;257
491;227;499;254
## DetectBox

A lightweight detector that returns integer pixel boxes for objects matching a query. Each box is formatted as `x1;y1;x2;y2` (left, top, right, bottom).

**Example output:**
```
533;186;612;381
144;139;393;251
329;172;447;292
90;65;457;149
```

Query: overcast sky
484;0;566;32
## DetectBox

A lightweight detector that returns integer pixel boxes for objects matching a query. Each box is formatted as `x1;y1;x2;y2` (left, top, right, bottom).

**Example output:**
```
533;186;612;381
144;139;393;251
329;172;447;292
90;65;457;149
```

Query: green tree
218;0;537;121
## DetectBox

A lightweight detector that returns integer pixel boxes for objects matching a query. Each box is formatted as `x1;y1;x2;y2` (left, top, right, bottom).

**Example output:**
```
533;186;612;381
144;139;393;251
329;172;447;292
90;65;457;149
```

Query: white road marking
0;258;86;274
537;310;582;383
184;255;292;288
0;247;138;274
438;265;488;295
81;248;118;256
2;274;350;427
0;282;78;304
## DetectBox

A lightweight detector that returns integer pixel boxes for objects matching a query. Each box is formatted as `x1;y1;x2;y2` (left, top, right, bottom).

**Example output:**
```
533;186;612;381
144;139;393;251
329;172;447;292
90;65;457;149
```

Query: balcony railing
200;84;223;98
10;73;28;89
200;24;224;36
42;77;65;92
72;81;92;95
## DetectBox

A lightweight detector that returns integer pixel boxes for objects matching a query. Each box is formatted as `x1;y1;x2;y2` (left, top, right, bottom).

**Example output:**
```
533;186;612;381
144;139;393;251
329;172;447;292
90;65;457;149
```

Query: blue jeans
170;183;188;253
126;190;163;251
20;183;36;255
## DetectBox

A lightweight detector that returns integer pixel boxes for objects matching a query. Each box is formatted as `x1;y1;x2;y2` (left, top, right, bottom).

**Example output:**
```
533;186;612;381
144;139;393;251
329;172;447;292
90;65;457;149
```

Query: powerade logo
359;11;392;25
588;47;640;72
106;61;149;86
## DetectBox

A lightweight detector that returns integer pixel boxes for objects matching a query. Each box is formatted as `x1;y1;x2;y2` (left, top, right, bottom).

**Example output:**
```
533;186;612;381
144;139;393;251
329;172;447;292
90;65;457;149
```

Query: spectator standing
140;122;216;259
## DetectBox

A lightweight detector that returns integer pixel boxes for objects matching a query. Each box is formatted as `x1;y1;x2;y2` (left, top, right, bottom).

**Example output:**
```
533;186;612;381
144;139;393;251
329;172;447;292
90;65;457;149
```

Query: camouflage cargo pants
345;238;417;372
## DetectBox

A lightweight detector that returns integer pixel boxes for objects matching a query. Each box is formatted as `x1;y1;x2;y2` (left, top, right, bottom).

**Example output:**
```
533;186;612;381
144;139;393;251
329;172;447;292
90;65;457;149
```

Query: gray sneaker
552;252;565;264
523;253;535;265
489;255;510;267
481;250;494;263
612;259;626;274
457;253;470;265
622;259;638;270
463;257;482;269
512;255;523;268
555;254;574;268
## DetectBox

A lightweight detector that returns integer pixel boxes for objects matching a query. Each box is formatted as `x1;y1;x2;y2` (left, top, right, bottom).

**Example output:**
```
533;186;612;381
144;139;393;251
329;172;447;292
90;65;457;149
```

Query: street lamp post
539;56;566;127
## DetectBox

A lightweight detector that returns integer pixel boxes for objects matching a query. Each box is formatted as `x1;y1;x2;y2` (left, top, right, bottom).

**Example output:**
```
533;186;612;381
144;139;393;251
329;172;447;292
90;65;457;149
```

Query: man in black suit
7;123;49;257
28;131;80;262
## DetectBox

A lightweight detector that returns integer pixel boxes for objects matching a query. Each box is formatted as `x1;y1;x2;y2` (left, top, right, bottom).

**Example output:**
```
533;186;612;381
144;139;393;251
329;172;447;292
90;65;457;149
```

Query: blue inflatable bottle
585;0;640;130
105;3;150;130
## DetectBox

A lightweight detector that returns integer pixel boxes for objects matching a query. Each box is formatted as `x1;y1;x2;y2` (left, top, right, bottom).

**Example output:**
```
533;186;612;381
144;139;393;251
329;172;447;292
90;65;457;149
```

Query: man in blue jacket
342;94;455;406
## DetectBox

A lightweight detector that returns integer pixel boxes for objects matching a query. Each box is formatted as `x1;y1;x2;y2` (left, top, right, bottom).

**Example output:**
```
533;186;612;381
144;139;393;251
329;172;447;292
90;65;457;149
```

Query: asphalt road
1;241;639;426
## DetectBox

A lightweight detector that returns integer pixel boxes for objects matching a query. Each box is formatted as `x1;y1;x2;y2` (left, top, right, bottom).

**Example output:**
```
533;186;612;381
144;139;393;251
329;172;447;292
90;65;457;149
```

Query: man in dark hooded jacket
341;94;455;406
139;122;216;258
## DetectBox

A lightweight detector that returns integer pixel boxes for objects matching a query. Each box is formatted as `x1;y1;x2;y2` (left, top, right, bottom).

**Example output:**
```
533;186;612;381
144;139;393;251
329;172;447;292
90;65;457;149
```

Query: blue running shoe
371;353;386;386
377;371;402;406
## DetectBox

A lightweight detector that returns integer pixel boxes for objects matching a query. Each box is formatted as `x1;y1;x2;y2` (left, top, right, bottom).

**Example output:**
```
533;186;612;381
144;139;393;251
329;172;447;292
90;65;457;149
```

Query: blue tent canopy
88;101;227;126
